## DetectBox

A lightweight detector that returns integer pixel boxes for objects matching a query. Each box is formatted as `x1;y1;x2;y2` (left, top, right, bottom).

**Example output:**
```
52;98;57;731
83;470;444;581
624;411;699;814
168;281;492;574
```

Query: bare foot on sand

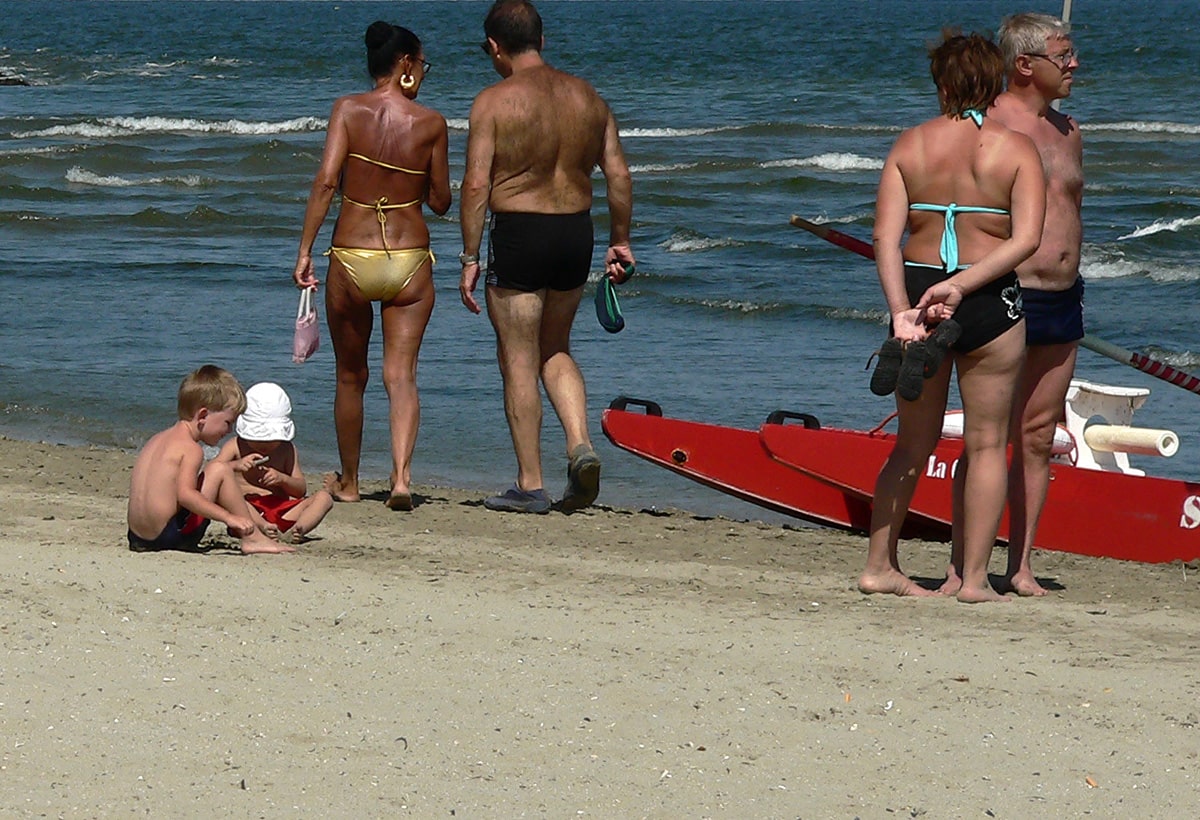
385;491;413;511
956;584;1010;604
858;569;937;597
386;470;413;511
937;565;963;596
323;472;359;503
240;531;296;554
997;571;1048;597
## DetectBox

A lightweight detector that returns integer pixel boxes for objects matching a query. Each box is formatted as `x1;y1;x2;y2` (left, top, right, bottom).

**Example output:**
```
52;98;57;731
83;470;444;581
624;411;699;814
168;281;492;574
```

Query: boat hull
601;399;947;541
604;398;1200;564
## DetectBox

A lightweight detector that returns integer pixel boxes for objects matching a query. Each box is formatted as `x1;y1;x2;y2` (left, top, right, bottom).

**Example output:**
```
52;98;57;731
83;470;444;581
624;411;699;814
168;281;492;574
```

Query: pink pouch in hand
292;287;320;363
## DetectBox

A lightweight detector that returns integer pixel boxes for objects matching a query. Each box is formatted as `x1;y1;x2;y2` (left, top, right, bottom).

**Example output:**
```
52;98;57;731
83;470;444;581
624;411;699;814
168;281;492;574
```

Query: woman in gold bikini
293;20;451;510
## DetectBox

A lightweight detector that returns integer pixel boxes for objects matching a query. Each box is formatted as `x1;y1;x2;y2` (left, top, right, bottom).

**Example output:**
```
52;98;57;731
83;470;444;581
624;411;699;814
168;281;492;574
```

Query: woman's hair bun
365;21;394;50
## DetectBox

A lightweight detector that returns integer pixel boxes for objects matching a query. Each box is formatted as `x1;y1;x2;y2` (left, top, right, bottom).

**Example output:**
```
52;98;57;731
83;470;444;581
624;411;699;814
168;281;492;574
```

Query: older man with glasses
985;12;1084;597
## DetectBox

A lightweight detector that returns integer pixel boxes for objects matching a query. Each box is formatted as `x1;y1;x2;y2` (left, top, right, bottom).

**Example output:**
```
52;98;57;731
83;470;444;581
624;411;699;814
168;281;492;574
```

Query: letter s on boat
1179;495;1200;529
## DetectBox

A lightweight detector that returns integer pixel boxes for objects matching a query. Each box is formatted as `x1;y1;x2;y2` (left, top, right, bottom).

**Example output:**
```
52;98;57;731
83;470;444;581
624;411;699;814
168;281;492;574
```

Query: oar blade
789;214;876;260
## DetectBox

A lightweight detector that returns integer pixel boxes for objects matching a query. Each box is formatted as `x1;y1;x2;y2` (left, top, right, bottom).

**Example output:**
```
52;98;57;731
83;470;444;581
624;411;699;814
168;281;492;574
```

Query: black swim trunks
128;508;209;552
485;211;594;292
903;264;1024;353
1022;276;1084;346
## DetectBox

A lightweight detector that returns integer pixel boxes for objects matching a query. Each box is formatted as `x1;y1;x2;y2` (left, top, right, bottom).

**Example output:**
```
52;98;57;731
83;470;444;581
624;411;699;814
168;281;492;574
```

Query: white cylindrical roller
1083;424;1179;457
942;411;1073;454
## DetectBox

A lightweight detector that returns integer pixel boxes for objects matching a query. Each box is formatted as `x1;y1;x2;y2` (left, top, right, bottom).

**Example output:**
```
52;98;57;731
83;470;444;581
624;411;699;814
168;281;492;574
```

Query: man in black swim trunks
992;13;1084;596
459;0;634;514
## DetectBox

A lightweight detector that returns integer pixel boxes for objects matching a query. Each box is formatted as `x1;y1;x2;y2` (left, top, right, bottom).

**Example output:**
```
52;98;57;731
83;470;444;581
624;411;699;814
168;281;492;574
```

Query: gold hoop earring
400;73;416;91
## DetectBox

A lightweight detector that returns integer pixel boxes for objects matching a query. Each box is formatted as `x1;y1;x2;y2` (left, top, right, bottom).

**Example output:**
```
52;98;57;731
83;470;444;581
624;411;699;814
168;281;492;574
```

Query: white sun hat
236;382;295;442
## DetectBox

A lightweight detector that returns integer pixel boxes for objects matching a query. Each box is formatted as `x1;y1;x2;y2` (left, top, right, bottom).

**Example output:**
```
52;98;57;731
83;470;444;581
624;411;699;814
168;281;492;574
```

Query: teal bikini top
909;108;1008;271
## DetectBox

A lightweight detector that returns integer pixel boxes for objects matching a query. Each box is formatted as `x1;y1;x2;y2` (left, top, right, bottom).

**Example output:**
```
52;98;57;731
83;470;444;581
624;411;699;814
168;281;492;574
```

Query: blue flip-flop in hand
595;264;633;333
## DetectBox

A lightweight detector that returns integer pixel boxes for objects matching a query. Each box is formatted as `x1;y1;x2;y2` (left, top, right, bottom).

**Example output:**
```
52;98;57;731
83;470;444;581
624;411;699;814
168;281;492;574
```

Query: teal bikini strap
911;202;1009;270
962;108;985;127
908;109;1000;269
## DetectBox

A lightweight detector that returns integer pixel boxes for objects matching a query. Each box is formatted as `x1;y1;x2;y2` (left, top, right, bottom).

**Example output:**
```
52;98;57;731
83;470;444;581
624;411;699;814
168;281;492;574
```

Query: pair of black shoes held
869;319;962;401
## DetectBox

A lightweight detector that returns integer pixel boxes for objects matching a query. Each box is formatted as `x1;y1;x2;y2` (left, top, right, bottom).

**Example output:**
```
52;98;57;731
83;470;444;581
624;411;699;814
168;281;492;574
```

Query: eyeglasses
420;59;432;74
1024;47;1079;69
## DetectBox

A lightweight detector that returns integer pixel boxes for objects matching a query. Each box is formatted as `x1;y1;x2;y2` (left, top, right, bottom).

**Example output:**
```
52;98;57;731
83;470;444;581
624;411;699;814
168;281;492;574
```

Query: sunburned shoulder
995;126;1041;158
164;424;203;456
492;65;598;98
135;423;199;468
892;120;932;150
331;92;365;113
989;94;1037;127
333;90;393;117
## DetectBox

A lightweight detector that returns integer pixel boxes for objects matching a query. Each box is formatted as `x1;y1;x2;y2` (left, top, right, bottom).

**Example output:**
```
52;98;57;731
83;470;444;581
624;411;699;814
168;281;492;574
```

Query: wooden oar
789;214;876;259
789;213;1200;398
1078;335;1200;397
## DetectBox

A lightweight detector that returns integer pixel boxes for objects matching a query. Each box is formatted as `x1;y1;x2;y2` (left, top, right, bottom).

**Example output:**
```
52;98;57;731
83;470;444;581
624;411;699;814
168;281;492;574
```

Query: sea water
2;0;1198;521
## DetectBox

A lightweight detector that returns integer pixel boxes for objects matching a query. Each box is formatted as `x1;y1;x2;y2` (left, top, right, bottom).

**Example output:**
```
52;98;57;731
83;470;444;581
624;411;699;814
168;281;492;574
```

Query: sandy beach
2;433;1198;817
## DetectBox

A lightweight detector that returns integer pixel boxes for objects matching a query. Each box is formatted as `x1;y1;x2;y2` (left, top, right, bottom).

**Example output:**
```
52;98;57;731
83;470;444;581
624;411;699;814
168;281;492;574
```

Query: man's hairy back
486;65;610;211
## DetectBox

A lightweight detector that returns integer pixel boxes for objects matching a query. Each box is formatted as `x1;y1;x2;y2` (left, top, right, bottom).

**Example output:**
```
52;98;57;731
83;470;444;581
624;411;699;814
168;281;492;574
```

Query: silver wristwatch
458;252;479;266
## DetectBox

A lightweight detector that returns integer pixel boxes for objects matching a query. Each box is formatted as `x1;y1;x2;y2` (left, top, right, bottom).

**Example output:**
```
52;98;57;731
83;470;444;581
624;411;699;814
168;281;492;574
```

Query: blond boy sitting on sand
126;365;294;554
213;382;333;542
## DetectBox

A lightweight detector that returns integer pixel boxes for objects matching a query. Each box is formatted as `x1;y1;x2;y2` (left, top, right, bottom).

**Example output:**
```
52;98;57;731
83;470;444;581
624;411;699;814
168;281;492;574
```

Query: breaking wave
1118;214;1200;240
760;152;883;172
15;116;326;139
66;167;207;188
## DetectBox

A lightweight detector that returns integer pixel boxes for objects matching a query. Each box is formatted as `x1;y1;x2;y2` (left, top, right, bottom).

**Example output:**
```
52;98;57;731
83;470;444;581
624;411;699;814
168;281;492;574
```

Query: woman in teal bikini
294;21;451;510
860;31;1045;603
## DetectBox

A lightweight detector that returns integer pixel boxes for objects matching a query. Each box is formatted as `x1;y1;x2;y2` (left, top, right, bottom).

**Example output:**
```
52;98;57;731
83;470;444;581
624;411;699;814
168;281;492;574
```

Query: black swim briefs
903;264;1024;353
128;508;209;552
485;211;594;292
1022;276;1084;346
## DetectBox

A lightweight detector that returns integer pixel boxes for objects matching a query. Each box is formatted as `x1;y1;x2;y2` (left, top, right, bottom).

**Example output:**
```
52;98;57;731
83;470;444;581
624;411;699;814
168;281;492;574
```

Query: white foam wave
1080;253;1146;281
804;212;873;227
1147;267;1200;283
622;125;743;138
1151;349;1200;369
1087;121;1200;136
15;116;326;139
79;57;241;81
629;162;698;174
66;166;205;188
809;122;903;134
1080;246;1200;283
447;117;469;131
761;153;883;172
1118;214;1200;240
826;306;887;324
83;65;181;80
696;298;781;313
0;145;74;158
660;234;742;253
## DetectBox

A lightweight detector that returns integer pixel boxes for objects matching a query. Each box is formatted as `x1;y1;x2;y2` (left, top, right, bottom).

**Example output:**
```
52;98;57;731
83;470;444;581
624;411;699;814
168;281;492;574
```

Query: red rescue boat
602;380;1200;564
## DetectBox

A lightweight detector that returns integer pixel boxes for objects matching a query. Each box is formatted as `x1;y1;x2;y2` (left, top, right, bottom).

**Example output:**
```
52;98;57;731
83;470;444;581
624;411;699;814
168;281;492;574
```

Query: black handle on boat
608;396;663;416
765;410;821;429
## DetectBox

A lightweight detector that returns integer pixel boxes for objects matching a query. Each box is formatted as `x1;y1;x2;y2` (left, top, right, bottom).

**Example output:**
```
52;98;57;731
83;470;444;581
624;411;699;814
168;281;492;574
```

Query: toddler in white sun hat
214;382;333;542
